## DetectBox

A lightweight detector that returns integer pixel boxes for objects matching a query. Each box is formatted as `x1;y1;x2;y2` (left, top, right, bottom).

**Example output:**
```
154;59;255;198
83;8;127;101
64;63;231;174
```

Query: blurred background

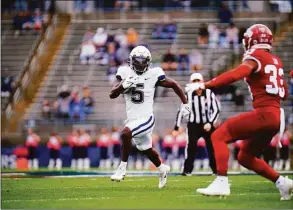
1;0;293;172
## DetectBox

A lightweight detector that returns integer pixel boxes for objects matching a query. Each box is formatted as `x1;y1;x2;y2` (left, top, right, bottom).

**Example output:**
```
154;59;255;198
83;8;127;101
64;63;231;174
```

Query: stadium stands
23;16;291;135
1;20;42;112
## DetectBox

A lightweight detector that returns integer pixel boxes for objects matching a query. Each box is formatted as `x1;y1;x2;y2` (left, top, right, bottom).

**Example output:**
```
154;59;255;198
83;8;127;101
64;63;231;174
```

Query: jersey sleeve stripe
158;75;166;81
243;55;262;73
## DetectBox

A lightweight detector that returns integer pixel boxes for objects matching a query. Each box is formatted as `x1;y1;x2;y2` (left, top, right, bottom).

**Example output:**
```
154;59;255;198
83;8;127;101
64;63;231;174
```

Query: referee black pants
183;123;217;174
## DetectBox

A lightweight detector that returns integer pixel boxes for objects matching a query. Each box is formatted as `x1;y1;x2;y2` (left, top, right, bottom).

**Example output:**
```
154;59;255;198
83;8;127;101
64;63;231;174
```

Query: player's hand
180;103;191;118
185;82;205;92
203;123;212;132
290;70;293;78
122;76;139;90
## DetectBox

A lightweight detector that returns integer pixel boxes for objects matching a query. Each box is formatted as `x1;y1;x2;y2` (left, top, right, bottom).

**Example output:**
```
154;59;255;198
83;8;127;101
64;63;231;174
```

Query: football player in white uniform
109;46;191;188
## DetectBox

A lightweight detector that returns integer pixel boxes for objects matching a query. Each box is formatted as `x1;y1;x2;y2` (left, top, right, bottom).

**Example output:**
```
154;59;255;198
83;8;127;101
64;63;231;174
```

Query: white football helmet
129;46;152;74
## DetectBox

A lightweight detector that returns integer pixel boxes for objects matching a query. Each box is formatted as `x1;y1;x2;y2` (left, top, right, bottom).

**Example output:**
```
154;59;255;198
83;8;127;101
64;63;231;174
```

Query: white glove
180;103;191;118
185;82;205;92
203;123;212;132
122;76;139;90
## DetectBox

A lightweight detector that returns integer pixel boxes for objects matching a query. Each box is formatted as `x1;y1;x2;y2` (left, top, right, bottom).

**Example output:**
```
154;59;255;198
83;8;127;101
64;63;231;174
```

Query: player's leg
111;126;132;181
196;109;279;196
238;137;293;200
136;132;170;188
203;129;217;174
182;125;200;175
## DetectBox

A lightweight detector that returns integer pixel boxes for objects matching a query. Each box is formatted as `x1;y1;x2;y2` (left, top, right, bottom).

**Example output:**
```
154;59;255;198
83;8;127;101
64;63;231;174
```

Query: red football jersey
242;49;287;109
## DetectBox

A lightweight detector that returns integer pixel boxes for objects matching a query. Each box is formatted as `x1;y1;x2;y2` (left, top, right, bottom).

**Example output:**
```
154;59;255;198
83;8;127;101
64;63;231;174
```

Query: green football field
2;175;293;209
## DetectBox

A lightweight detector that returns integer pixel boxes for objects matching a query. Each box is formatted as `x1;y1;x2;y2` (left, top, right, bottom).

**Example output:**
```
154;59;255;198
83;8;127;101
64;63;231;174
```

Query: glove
203;123;212;132
180;103;191;118
122;76;139;90
185;82;205;92
290;70;293;78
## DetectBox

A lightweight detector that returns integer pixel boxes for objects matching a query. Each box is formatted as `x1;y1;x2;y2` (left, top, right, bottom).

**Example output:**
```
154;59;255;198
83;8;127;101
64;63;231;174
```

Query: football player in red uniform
194;24;293;200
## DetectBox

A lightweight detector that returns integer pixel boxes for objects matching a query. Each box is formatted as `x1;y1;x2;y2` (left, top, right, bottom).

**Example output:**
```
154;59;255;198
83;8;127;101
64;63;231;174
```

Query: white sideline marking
2;195;141;203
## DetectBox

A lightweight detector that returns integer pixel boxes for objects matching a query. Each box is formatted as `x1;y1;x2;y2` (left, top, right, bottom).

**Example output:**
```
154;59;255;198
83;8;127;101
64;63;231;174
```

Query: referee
174;73;220;175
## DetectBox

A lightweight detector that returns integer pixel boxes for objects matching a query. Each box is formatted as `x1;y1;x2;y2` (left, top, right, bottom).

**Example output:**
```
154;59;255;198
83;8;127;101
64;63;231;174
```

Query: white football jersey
116;65;166;120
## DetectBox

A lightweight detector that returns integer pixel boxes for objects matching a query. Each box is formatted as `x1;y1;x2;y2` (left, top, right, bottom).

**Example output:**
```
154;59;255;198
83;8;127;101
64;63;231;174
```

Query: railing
4;14;54;123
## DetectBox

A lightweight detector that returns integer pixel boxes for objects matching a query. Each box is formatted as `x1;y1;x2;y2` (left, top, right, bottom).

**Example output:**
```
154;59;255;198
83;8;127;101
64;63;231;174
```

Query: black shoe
181;172;192;176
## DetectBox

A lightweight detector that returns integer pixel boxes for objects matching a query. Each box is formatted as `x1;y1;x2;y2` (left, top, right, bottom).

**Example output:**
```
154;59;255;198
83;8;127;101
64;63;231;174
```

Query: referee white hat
190;73;203;82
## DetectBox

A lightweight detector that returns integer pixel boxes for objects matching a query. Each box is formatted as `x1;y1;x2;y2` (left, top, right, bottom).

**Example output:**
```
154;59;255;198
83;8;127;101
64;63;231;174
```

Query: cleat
196;176;230;196
277;176;293;201
158;164;170;188
110;166;126;182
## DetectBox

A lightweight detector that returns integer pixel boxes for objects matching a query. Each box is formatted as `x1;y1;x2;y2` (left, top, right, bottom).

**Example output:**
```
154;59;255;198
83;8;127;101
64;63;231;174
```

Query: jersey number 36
264;64;285;98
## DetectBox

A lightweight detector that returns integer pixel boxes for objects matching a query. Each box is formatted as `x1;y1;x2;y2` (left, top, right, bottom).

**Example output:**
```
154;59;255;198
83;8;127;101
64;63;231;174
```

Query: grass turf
2;175;293;209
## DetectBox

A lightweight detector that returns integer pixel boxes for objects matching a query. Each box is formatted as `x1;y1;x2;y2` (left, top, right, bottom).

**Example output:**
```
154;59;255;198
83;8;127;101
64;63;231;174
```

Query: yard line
2;195;142;203
178;192;279;198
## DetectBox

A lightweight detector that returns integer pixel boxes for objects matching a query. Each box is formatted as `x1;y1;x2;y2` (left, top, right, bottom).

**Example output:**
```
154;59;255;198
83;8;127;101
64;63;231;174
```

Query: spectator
81;87;94;115
97;128;111;169
77;129;91;170
1;76;14;97
93;27;108;48
232;140;243;170
80;40;96;64
115;0;131;11
13;11;31;37
218;3;233;24
32;9;44;32
54;85;71;119
233;89;245;112
152;24;165;39
164;22;177;40
47;132;63;170
226;23;239;49
219;27;229;48
15;0;28;12
162;129;175;166
279;128;292;170
263;135;278;169
197;23;209;46
161;48;178;71
189;49;203;71
25;128;40;169
82;27;95;43
114;28;128;48
75;0;89;13
107;60;119;85
111;126;121;168
126;28;138;51
69;93;85;121
208;24;220;48
194;137;209;171
41;100;51;119
177;48;189;71
116;45;130;64
67;129;80;169
174;128;187;170
108;42;117;63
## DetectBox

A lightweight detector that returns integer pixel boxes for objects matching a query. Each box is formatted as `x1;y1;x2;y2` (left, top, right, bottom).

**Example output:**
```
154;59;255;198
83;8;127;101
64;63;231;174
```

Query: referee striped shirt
174;88;221;130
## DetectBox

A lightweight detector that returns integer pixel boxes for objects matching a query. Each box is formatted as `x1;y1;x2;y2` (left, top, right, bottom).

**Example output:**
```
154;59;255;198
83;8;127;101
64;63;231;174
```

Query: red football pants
211;107;280;182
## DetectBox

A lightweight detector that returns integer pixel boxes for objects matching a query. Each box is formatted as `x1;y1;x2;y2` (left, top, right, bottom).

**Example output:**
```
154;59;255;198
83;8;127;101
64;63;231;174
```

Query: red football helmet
242;24;273;51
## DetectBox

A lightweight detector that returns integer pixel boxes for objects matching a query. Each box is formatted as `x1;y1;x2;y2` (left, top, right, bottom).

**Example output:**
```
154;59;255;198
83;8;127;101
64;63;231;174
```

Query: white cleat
110;167;126;182
277;176;293;201
158;165;171;189
196;176;231;197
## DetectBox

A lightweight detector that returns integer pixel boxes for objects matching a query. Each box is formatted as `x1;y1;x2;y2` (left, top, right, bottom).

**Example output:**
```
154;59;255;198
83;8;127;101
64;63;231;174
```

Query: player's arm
109;75;128;99
205;60;257;89
157;78;188;104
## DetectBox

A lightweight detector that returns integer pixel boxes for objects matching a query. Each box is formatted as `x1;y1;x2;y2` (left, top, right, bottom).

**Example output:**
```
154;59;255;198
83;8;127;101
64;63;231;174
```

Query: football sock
158;164;166;173
238;151;279;183
275;176;284;188
119;161;127;169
